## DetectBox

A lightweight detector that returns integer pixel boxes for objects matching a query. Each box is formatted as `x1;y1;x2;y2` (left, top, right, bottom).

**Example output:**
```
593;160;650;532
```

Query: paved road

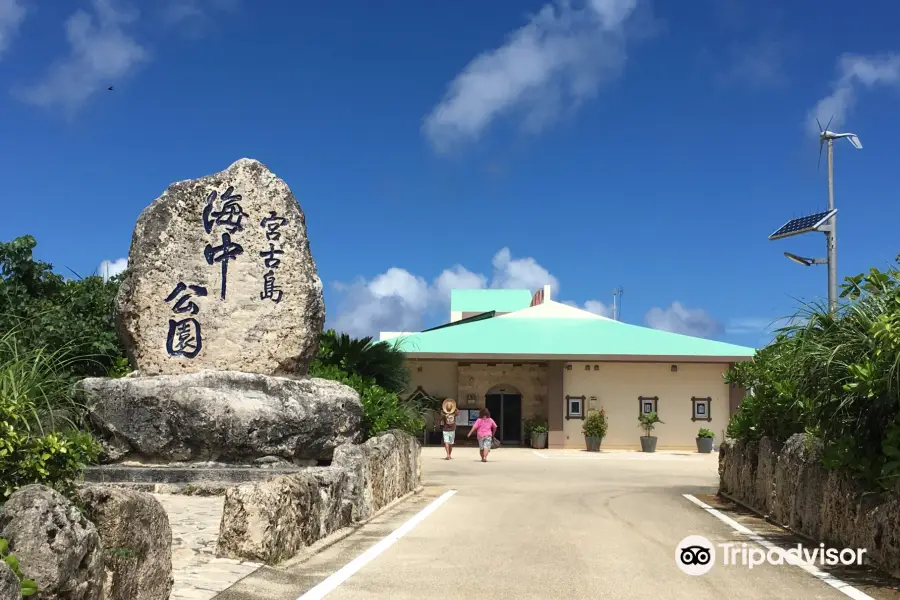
218;447;900;600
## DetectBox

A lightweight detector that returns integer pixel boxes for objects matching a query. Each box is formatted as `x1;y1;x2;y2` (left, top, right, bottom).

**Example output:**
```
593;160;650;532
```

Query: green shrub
0;332;100;501
724;258;900;489
313;330;409;394
638;411;663;437
582;409;608;438
525;415;548;437
308;362;423;439
1;538;37;597
697;428;715;439
0;235;127;379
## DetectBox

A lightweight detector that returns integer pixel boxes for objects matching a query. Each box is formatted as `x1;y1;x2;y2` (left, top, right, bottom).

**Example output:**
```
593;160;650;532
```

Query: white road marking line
683;494;874;600
296;490;457;600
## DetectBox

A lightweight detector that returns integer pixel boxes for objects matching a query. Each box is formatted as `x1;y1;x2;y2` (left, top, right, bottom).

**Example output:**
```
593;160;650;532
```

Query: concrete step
84;464;304;485
81;481;234;496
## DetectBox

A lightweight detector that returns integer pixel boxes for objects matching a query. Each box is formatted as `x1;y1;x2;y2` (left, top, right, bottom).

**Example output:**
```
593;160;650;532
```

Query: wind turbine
817;116;862;171
770;117;862;315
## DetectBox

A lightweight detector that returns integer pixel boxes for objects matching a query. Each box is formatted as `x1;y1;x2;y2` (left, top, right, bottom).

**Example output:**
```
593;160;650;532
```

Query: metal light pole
769;122;860;316
826;137;837;314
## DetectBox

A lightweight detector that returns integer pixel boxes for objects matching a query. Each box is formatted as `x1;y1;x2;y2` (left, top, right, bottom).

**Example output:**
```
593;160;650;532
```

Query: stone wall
720;433;900;578
332;428;422;522
217;430;422;564
456;363;549;427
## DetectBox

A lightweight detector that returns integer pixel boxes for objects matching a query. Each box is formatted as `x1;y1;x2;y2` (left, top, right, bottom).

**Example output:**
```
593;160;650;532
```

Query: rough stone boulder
74;486;173;600
216;468;352;563
0;485;104;600
0;562;19;600
115;157;325;376
80;371;364;462
333;430;422;521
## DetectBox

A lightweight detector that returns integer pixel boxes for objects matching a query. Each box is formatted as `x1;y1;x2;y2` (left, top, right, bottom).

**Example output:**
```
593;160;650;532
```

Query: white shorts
442;430;456;444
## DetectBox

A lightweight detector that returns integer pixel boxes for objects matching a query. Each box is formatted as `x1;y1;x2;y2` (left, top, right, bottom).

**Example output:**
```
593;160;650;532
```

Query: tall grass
0;330;90;435
0;328;100;500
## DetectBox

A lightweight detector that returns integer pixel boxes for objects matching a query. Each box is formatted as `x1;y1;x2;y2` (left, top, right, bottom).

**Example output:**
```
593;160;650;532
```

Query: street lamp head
784;252;813;267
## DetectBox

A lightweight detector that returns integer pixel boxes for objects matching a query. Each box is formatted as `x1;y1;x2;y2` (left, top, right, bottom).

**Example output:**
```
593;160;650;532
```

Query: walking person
467;408;498;462
441;399;459;460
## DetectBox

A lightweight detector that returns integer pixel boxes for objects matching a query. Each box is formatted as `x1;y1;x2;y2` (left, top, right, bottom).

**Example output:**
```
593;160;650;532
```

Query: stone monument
81;159;364;467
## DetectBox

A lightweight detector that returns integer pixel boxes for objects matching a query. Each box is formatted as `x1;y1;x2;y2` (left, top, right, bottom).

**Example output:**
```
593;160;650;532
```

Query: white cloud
644;302;722;338
16;0;149;112
330;248;566;338
808;53;900;135
562;299;613;317
433;265;488;302
330;271;431;338
0;0;26;59
490;247;560;292
98;257;128;280
584;299;613;317
422;0;645;152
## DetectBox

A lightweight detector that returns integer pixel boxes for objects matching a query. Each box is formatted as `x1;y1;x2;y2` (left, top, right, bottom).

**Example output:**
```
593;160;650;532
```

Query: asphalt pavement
216;446;900;600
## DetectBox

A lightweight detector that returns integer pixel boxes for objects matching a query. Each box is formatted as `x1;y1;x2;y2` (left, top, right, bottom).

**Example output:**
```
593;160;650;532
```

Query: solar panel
768;209;836;240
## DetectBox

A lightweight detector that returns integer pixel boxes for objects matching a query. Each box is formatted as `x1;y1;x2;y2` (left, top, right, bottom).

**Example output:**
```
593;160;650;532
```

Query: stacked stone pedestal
82;371;363;464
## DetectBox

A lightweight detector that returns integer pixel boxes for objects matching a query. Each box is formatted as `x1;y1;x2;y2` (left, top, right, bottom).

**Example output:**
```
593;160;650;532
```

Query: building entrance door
484;393;523;444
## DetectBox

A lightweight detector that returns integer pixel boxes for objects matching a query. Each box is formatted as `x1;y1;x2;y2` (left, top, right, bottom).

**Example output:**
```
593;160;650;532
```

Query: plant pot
640;436;657;452
531;431;547;449
585;435;602;452
696;437;714;453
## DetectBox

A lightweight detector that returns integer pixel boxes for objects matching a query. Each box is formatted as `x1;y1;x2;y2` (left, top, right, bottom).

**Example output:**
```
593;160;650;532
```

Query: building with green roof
379;285;756;451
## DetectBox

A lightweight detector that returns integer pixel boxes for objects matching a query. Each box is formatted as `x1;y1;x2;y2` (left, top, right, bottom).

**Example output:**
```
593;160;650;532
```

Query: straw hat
442;398;457;414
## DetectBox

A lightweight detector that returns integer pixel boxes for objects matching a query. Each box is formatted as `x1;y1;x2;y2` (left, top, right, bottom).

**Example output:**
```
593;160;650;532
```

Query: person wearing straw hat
440;398;459;460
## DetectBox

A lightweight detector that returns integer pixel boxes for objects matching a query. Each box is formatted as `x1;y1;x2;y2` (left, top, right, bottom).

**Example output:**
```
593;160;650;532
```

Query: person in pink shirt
467;408;498;462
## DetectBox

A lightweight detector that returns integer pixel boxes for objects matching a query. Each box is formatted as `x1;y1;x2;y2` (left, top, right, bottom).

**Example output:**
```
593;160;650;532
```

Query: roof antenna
612;286;624;321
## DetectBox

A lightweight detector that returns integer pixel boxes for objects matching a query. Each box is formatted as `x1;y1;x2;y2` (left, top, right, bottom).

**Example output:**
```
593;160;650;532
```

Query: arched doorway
485;384;523;444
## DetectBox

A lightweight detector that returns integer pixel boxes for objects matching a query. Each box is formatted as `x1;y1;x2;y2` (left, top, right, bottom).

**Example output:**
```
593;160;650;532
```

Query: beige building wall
548;361;565;448
561;362;730;450
406;360;458;399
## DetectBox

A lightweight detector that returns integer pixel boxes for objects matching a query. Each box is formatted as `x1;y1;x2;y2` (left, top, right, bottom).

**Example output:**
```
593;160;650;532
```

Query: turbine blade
825;115;834;131
817;140;823;171
816;117;823;132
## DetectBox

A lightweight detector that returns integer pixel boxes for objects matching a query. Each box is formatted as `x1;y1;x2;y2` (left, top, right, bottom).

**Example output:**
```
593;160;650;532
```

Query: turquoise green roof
450;289;533;313
383;317;756;360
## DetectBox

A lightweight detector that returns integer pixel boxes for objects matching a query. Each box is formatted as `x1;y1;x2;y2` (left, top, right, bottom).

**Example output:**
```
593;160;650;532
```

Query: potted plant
582;409;608;452
530;423;548;449
638;411;663;452
696;428;715;453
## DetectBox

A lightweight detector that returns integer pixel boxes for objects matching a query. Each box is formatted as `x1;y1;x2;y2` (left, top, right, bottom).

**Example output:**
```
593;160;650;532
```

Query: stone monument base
78;370;364;465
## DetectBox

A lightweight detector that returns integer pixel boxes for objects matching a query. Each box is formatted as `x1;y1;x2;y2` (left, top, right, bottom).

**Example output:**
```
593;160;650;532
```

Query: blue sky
1;0;898;348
